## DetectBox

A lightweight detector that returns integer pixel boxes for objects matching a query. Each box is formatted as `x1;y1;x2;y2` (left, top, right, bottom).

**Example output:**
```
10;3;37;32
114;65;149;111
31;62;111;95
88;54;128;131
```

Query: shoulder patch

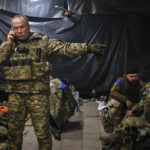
115;80;122;86
61;81;66;89
148;91;150;94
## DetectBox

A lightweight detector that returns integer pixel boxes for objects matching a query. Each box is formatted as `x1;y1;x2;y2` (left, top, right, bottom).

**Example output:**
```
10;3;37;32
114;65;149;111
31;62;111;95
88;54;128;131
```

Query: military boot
50;125;61;141
100;134;121;150
100;134;120;145
49;115;61;141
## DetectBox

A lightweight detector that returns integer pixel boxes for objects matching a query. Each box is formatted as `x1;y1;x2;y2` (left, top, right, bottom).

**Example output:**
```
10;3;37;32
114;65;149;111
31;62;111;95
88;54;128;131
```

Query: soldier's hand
127;110;133;115
126;99;133;109
88;44;107;54
7;29;15;45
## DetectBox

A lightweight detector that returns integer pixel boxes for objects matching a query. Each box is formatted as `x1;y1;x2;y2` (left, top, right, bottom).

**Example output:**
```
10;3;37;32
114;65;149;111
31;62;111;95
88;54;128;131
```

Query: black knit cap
138;64;150;82
126;67;138;74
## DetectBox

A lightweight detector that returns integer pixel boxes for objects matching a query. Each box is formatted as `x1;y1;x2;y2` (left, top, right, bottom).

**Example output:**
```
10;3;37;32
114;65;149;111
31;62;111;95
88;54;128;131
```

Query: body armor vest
2;40;51;81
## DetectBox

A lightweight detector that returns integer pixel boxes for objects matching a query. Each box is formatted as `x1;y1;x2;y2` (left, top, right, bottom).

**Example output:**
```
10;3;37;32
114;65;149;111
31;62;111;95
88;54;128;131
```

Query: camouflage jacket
0;32;88;94
132;82;150;123
110;76;141;104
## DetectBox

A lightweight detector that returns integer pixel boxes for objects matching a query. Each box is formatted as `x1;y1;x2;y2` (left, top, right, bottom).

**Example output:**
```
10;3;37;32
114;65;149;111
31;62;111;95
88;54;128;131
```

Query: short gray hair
12;14;29;25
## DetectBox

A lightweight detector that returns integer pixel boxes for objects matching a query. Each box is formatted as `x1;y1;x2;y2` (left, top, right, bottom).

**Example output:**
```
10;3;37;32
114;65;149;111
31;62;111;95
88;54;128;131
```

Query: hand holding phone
7;27;16;44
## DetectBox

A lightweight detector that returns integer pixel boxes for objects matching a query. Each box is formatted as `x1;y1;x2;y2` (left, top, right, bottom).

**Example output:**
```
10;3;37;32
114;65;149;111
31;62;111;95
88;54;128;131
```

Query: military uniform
112;82;150;150
100;82;150;150
107;76;141;130
115;82;150;131
0;32;91;150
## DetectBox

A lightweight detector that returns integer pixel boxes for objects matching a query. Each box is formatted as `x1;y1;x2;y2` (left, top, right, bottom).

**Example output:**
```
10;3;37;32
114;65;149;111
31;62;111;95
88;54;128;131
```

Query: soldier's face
126;73;138;83
12;17;30;41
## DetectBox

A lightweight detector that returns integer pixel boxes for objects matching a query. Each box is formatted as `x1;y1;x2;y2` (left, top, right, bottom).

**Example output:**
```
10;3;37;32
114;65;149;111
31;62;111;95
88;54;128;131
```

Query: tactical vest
120;77;141;104
2;37;51;81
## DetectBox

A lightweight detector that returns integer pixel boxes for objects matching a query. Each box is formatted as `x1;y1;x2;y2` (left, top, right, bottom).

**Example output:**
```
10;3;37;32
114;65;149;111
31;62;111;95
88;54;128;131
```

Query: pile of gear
0;100;8;150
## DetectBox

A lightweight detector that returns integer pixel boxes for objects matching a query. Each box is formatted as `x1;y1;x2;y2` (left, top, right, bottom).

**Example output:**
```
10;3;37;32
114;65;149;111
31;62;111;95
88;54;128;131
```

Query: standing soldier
0;15;107;150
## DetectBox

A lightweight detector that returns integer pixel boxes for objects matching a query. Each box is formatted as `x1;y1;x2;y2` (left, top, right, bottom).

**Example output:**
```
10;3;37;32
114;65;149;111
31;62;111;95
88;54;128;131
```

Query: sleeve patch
115;80;122;86
61;81;66;89
148;91;150;94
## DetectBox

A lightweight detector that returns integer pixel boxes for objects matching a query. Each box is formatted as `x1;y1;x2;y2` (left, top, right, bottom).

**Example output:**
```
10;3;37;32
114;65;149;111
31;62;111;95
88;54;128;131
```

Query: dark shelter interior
0;0;150;98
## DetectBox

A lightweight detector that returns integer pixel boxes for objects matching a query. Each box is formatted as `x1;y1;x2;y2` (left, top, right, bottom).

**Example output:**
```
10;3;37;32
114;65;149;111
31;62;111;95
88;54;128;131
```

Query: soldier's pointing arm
44;37;107;57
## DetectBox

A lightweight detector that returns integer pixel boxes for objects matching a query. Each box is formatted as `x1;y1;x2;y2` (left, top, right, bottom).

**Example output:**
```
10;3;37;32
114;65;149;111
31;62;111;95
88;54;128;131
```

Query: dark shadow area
61;119;83;133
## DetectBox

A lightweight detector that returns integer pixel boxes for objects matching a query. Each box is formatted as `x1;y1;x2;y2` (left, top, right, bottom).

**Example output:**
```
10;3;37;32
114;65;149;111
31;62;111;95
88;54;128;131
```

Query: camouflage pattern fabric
111;82;150;150
49;76;77;127
8;93;52;150
107;98;126;131
103;76;141;132
110;76;141;104
0;32;89;94
114;82;150;132
100;107;115;133
0;32;93;149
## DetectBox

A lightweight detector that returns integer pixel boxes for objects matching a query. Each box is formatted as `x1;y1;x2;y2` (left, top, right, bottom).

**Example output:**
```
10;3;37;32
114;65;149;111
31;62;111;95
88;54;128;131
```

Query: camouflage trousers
114;115;150;133
107;98;126;128
112;116;150;150
8;93;52;150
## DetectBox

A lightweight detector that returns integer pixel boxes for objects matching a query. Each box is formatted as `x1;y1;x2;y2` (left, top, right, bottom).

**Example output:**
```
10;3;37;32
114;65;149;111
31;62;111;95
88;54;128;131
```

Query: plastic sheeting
0;0;150;17
67;0;150;15
0;0;66;18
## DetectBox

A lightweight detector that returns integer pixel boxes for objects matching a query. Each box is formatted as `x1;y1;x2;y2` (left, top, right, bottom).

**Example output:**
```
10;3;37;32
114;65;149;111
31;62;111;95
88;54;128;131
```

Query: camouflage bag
49;77;77;127
100;107;114;133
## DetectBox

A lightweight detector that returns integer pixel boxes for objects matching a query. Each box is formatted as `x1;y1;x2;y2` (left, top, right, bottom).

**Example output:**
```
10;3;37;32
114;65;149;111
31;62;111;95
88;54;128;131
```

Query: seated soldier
100;65;150;150
103;68;141;132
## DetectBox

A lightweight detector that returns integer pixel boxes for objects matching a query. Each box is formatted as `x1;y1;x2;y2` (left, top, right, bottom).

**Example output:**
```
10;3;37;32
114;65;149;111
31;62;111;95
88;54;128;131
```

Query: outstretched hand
88;43;107;54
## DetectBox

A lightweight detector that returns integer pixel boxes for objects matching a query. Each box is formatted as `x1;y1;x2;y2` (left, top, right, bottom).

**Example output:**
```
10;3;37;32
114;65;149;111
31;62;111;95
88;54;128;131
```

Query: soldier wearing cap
104;68;141;132
100;65;150;150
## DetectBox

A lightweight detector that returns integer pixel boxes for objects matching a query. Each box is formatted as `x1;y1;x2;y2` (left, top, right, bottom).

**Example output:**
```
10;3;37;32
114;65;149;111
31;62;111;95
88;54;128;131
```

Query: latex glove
88;43;107;54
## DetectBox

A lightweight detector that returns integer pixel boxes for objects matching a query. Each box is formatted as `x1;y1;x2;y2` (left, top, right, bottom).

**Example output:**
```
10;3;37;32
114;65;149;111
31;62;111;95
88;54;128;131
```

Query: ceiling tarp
0;0;150;18
67;0;150;16
0;0;66;18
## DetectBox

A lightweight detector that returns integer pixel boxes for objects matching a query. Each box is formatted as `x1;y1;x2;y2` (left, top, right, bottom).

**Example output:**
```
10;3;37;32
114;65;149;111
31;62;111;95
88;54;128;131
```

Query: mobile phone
10;27;18;43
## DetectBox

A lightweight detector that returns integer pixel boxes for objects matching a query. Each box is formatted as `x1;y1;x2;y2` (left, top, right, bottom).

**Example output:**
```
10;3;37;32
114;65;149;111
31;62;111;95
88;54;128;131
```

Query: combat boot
100;134;121;150
50;126;61;141
100;134;120;145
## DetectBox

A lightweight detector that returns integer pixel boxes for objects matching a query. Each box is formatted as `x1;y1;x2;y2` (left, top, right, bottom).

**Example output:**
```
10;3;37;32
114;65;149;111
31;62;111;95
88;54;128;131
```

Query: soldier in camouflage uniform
104;69;141;132
0;15;107;150
100;66;150;150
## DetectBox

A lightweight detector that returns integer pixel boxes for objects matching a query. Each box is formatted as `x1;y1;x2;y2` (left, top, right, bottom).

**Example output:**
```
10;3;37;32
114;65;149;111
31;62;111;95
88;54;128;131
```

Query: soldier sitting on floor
101;68;141;133
99;65;150;150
